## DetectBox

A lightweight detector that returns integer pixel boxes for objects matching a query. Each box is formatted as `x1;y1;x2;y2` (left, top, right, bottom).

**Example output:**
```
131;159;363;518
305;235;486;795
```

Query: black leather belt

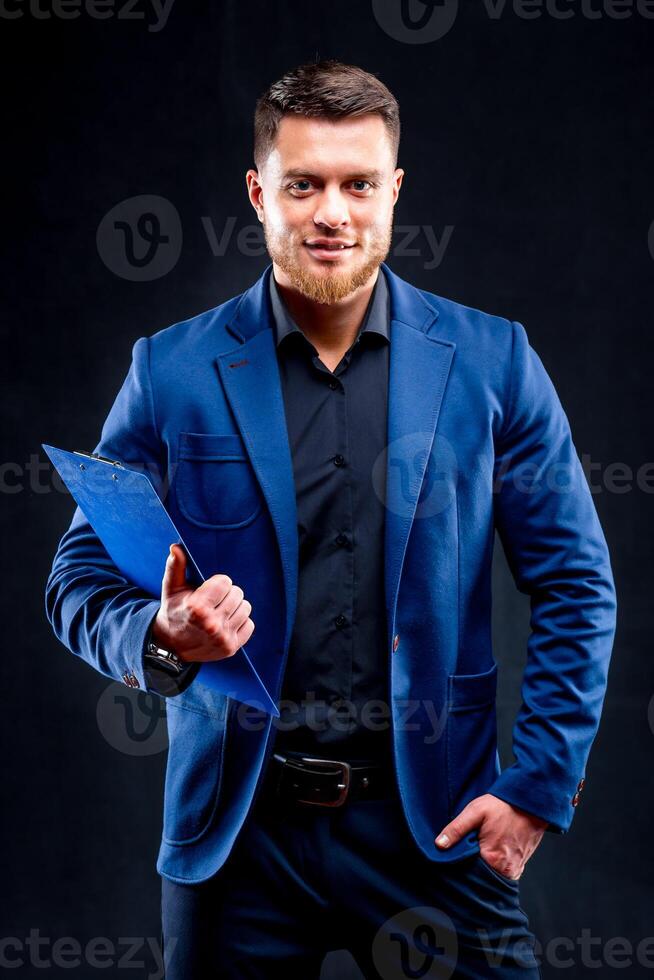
259;752;395;808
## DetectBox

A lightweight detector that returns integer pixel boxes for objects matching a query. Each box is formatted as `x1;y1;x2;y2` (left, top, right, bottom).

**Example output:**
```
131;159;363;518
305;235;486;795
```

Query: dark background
2;0;653;976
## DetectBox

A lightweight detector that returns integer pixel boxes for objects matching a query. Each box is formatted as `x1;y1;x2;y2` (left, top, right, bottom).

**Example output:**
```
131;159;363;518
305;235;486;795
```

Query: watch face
146;647;183;675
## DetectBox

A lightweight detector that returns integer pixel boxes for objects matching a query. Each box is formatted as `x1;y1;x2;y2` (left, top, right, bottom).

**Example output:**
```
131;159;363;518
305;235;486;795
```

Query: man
45;60;617;978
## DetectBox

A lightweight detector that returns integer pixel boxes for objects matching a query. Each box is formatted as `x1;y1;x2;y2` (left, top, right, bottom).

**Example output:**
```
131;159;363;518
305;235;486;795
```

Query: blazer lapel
382;265;456;619
215;267;299;658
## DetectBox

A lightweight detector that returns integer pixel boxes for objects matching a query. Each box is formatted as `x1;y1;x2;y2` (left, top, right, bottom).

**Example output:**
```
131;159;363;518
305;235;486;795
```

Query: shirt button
335;533;348;547
333;454;345;467
334;614;348;628
393;634;400;652
328;380;338;390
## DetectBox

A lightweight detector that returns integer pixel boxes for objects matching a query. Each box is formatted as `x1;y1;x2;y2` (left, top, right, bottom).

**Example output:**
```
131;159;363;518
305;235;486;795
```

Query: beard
262;217;393;304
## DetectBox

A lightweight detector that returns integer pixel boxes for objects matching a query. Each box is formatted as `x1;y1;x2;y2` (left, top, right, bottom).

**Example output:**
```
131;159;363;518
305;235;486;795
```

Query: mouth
304;241;357;261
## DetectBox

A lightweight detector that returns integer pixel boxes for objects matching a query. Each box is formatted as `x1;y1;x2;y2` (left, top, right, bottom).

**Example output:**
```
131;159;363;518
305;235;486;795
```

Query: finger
434;800;483;848
193;573;234;609
161;543;188;599
226;599;252;632
235;617;255;645
225;592;251;623
216;585;246;620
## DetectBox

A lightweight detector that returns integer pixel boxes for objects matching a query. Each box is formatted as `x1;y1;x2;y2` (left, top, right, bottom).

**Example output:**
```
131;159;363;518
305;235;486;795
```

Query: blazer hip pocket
162;694;230;845
445;661;500;819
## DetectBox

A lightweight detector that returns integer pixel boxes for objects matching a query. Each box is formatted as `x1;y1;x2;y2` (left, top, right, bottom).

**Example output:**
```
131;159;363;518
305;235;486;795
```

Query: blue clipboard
43;443;279;716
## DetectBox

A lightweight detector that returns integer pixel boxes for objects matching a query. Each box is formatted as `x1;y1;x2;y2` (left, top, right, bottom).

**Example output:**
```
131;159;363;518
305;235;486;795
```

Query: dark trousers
161;777;542;979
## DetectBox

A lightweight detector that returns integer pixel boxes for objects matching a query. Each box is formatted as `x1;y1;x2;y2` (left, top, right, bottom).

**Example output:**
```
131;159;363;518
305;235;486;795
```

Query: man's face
246;113;404;303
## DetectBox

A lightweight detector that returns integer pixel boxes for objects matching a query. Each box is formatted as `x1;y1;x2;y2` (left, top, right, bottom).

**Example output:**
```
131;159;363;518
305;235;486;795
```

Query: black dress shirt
268;268;392;764
145;269;394;766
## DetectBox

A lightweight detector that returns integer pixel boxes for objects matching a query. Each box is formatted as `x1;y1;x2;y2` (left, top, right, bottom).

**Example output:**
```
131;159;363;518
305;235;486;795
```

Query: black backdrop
3;1;653;977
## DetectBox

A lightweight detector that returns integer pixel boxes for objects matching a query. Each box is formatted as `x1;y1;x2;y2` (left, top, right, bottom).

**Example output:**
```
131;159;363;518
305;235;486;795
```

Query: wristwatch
145;637;187;676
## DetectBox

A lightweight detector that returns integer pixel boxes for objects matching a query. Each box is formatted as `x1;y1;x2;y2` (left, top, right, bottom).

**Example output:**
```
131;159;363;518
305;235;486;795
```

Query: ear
392;168;405;204
245;169;264;219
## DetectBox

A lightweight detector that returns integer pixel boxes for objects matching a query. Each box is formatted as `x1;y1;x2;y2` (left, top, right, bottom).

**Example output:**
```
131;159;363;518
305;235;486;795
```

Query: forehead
265;113;393;177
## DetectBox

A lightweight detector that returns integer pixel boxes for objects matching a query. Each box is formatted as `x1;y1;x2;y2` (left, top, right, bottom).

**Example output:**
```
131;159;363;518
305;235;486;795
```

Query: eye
350;179;373;193
289;179;313;193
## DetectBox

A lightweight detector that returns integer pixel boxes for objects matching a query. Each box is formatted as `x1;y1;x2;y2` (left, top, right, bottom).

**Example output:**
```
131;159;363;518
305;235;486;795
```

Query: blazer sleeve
44;335;194;698
487;320;617;834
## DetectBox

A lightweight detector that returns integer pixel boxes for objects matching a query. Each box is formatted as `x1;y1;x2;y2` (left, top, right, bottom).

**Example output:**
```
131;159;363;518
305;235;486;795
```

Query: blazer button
571;792;581;807
122;672;130;685
577;778;585;791
393;634;400;652
130;674;140;688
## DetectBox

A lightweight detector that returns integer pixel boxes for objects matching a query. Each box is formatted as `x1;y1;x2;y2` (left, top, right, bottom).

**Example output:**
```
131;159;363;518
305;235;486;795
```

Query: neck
272;263;380;357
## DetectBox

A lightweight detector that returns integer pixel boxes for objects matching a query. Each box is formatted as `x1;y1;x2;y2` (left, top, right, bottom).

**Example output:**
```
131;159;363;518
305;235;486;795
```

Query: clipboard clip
73;450;124;468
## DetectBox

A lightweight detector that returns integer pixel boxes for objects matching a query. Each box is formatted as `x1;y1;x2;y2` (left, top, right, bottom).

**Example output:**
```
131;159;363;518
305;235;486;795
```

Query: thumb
161;543;188;598
434;802;481;849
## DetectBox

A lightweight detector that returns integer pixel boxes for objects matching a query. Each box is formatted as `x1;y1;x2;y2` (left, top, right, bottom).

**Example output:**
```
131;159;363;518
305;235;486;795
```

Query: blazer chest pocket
175;432;264;529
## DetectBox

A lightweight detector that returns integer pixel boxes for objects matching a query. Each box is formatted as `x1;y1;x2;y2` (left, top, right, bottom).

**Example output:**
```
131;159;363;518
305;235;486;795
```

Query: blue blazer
45;262;617;884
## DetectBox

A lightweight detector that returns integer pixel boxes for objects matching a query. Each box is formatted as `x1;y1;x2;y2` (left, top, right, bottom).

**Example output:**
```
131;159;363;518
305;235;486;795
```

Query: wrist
147;612;191;672
151;611;177;653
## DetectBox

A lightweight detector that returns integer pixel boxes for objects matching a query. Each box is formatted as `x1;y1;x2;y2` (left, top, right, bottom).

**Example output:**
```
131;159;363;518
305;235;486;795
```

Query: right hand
151;543;255;663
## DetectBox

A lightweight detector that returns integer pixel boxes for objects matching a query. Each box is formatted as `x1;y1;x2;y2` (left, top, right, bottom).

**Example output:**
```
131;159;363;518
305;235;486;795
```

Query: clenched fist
151;543;255;663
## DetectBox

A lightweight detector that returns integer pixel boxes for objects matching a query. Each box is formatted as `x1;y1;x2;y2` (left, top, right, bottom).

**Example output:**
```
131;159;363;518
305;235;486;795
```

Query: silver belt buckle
294;756;352;807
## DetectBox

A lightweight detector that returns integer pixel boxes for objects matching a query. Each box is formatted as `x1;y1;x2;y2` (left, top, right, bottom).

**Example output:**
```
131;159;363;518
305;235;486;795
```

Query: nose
312;186;350;230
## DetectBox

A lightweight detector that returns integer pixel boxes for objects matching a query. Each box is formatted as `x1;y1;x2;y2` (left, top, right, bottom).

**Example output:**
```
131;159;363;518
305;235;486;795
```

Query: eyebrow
281;168;386;183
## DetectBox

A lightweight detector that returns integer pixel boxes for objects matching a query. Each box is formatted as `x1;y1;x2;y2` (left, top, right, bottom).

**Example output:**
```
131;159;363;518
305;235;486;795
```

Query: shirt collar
268;266;390;349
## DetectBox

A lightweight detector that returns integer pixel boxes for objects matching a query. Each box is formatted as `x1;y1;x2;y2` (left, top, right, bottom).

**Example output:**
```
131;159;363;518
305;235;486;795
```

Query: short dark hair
253;59;400;171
